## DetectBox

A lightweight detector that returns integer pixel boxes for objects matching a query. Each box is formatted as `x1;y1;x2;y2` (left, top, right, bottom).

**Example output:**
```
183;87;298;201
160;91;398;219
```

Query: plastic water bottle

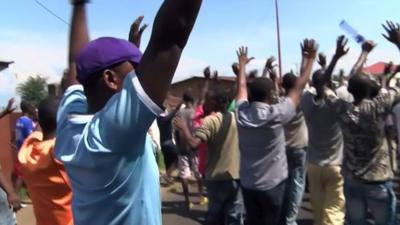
339;20;365;44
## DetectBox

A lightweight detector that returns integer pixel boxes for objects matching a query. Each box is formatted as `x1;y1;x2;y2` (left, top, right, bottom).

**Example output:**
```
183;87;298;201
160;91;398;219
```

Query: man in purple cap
54;0;202;225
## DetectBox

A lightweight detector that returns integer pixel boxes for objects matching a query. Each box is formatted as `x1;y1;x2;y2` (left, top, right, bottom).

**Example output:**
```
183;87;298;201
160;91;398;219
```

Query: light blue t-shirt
55;72;163;225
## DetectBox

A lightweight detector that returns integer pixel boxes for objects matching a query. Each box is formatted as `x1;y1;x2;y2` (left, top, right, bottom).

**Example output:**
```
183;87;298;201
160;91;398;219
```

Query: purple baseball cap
76;37;142;83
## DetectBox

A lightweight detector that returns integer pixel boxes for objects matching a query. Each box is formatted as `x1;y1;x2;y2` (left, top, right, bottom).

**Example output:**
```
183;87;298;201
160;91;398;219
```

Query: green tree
16;75;48;108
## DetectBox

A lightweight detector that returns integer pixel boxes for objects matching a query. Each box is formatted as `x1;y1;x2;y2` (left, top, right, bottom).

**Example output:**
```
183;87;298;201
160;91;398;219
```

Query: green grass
156;150;166;172
18;187;31;204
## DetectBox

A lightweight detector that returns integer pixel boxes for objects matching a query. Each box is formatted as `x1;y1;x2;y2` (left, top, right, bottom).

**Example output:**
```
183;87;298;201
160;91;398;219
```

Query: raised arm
65;0;90;88
324;35;349;87
129;16;148;49
288;39;318;105
231;63;240;76
317;53;327;69
197;66;211;105
382;21;400;51
0;98;16;119
296;39;318;90
235;47;254;101
261;56;276;77
264;57;279;92
349;41;375;77
136;0;202;107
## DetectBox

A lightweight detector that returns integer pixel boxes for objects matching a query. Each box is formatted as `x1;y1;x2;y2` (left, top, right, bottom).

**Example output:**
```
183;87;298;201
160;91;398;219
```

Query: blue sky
0;0;399;106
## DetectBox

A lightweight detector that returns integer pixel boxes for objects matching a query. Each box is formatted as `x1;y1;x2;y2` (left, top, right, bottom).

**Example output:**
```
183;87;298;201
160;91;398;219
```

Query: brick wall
168;77;236;107
0;112;21;181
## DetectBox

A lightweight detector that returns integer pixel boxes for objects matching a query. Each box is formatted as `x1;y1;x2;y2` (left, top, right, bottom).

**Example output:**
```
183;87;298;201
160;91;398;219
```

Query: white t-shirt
336;85;354;103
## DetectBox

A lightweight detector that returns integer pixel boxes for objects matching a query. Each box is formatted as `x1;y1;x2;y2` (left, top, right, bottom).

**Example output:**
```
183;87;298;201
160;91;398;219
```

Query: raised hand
335;35;349;58
235;46;253;101
301;39;318;60
384;62;394;75
361;40;376;53
295;38;319;95
317;53;327;68
213;70;219;81
236;46;254;65
350;40;376;76
382;21;400;47
231;63;240;76
265;56;276;70
129;16;148;48
261;56;277;78
203;66;211;79
5;98;16;114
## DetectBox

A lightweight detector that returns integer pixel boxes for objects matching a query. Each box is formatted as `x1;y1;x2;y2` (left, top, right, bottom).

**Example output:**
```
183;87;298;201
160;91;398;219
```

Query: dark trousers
206;180;244;225
161;143;178;170
242;181;286;225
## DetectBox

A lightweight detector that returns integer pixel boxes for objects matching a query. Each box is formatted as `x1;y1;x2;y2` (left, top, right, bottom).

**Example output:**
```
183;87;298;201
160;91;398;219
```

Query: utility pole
275;0;283;77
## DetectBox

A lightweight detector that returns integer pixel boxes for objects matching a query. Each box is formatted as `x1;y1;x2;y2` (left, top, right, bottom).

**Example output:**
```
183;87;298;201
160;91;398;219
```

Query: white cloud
173;55;208;82
0;29;67;85
0;29;67;105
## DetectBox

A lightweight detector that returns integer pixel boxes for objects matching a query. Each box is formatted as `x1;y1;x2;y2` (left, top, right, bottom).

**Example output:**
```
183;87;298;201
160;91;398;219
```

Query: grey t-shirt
236;98;296;191
301;90;343;166
175;107;195;155
284;107;308;149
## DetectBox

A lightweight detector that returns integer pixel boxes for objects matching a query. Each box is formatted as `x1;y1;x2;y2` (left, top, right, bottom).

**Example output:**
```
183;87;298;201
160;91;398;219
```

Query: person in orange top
18;96;73;225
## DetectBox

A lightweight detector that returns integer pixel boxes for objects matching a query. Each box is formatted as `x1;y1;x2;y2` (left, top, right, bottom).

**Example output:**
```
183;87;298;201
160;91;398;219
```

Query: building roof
0;61;14;72
172;75;236;85
362;61;388;75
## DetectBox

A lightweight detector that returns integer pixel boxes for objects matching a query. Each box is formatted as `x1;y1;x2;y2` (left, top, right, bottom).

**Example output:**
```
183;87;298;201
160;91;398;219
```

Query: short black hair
282;72;297;92
311;69;325;88
38;96;60;135
369;79;381;98
182;92;194;104
20;100;35;114
207;90;229;105
348;74;370;100
248;77;274;102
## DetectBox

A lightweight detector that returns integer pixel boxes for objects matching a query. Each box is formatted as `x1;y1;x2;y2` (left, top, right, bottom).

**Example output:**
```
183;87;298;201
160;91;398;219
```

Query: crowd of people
1;0;400;225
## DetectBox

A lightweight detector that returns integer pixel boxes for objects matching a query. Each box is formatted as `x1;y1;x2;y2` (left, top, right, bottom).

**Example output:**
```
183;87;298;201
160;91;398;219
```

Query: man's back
337;91;396;182
301;91;343;166
195;112;240;181
236;98;295;191
55;74;162;225
283;108;308;149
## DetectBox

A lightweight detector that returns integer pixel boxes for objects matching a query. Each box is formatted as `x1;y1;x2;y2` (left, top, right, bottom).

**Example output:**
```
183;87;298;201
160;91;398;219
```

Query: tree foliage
16;75;48;108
